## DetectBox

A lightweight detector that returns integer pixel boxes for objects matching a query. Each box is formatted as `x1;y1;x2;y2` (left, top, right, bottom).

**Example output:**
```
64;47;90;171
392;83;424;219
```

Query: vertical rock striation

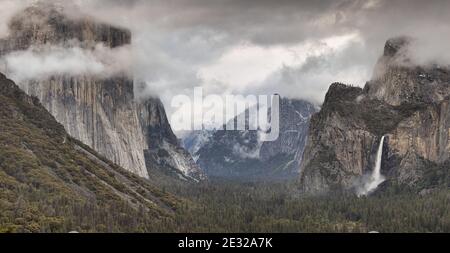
20;75;149;178
138;98;205;181
193;98;316;181
0;4;203;180
300;37;450;194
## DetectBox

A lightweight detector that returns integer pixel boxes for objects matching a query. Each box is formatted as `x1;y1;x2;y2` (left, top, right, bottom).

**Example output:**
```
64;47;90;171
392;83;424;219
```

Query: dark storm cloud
80;0;351;44
80;0;450;73
2;0;450;108
1;0;449;130
82;0;450;45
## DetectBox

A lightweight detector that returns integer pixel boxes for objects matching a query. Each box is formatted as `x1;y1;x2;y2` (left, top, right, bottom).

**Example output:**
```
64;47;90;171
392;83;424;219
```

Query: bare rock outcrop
0;4;203;180
300;37;450;194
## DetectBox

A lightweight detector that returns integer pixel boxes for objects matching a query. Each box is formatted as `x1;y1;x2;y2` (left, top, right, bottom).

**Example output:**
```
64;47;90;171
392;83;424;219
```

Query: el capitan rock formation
0;72;180;232
0;4;203;180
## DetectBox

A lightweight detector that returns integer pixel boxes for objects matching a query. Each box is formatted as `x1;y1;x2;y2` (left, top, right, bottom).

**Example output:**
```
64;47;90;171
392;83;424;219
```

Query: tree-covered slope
0;73;181;232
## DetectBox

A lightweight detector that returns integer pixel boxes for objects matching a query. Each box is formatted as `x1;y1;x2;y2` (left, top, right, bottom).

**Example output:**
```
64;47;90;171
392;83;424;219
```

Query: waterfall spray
359;135;386;196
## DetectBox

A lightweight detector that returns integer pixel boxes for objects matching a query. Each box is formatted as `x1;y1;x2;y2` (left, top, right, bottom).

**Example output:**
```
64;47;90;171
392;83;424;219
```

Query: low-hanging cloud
0;0;32;38
0;43;132;82
2;0;450;122
196;33;369;105
403;34;450;67
72;0;450;105
252;36;373;105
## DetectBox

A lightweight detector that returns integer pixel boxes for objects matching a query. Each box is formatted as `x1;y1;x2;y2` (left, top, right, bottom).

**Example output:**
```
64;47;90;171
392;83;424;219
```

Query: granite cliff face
0;73;180;232
300;37;450;194
139;98;204;181
0;5;131;52
259;99;316;167
0;5;203;180
193;98;316;181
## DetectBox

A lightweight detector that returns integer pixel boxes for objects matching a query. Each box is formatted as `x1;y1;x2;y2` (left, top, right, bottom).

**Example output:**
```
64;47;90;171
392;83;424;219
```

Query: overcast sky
74;0;450;97
2;0;450;130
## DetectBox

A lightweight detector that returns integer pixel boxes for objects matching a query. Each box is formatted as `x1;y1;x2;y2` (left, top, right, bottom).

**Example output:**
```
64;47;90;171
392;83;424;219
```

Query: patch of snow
224;156;233;163
232;142;261;159
181;130;214;156
295;110;307;121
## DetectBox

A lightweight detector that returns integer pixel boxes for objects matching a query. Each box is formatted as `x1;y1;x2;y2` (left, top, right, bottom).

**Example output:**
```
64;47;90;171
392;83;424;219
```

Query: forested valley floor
156;180;450;233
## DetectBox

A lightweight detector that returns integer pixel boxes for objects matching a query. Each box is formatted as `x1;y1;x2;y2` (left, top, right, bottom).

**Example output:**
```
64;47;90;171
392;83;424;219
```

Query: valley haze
0;0;448;235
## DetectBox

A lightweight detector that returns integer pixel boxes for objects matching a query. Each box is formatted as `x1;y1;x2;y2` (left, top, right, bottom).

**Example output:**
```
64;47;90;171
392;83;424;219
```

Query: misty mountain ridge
0;3;204;181
185;98;317;181
1;0;449;234
300;36;450;195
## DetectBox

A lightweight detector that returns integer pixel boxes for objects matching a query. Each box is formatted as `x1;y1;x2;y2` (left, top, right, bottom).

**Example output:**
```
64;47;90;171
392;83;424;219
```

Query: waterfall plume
358;135;386;196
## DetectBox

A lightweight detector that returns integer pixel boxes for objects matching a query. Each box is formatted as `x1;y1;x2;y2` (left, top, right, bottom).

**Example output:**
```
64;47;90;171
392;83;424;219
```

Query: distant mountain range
183;98;317;181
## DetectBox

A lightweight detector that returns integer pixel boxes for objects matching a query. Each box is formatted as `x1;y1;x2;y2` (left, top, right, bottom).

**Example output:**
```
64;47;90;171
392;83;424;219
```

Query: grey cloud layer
80;0;450;46
1;0;450;108
1;44;133;82
76;0;450;100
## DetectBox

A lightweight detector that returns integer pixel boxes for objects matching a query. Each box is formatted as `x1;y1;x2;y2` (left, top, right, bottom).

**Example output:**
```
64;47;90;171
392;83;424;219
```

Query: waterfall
359;135;386;196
